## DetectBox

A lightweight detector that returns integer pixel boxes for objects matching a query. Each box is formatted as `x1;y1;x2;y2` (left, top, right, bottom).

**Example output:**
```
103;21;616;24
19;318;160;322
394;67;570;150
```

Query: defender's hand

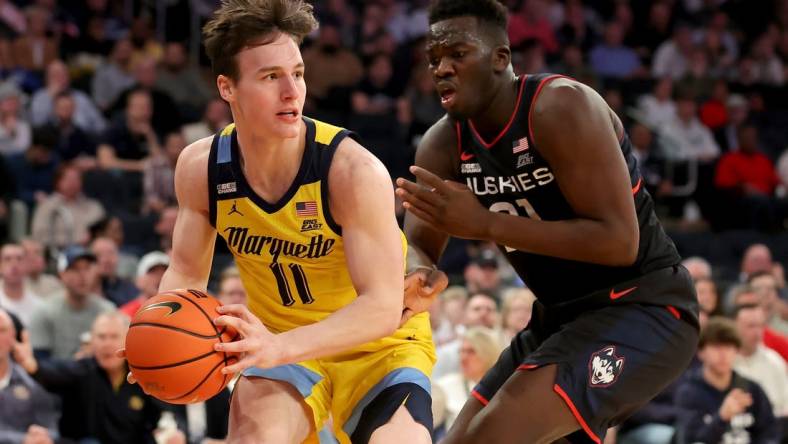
396;166;490;240
401;267;448;325
214;304;285;373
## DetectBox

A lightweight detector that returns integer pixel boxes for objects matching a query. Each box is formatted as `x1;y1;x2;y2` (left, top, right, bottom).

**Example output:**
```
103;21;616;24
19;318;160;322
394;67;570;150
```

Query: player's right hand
401;266;448;325
114;348;137;385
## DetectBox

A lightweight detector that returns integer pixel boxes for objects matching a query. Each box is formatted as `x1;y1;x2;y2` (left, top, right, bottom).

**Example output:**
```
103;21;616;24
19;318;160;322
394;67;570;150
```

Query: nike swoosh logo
139;301;182;316
609;286;637;300
460;151;475;161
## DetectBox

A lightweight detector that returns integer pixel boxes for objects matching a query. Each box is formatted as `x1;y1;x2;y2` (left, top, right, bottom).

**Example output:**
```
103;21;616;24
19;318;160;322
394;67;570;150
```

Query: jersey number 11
269;263;314;306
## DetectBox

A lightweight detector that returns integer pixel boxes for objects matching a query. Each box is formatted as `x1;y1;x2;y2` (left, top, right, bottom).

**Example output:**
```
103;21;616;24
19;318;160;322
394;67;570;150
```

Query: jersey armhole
319;130;359;236
207;133;220;228
527;74;568;146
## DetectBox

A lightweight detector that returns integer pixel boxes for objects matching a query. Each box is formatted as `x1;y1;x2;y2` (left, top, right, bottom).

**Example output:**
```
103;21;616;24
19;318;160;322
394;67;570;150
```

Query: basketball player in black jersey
396;1;700;443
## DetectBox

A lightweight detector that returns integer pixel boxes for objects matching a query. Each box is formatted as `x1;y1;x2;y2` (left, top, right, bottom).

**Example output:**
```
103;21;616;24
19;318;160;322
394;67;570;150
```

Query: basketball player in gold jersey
127;1;440;443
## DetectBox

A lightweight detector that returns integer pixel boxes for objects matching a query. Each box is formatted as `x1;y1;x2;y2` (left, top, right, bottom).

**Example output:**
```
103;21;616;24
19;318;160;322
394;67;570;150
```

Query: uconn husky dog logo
589;346;625;387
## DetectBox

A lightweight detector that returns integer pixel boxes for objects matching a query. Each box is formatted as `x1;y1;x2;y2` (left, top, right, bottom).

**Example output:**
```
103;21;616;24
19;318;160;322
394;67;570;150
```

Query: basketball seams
129;350;217;370
128;322;224;339
163;358;227;403
168;291;237;385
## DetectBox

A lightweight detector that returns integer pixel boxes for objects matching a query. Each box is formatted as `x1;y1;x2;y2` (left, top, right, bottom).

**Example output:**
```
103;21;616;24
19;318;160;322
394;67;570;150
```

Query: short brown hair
203;0;318;80
699;316;741;349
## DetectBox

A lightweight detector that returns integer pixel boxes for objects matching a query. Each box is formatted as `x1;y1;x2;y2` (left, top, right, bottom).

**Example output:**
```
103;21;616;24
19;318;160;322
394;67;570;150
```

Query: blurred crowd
0;0;786;443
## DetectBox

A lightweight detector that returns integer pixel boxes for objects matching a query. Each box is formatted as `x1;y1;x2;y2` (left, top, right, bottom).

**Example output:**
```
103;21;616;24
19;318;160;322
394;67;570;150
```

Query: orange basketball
125;289;239;404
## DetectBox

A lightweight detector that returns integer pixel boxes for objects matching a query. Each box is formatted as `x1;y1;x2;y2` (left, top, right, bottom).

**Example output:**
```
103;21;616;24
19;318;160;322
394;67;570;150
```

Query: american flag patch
512;137;529;154
295;201;318;217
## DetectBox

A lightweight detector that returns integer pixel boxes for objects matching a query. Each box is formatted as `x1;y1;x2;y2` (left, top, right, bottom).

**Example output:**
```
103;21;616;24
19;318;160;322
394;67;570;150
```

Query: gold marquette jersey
208;118;431;350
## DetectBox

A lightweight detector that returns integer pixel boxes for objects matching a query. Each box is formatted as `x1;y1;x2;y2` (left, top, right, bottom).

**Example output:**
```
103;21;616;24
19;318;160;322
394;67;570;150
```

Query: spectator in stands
556;0;597;52
9;6;57;75
677;48;714;99
675;317;780;444
400;65;445;141
21;238;64;300
15;311;172;444
499;288;535;343
352;53;401;118
91;38;135;111
434;293;500;378
108;57;181;139
31;163;105;250
182;98;231;145
658;91;720;162
154;206;177;252
652;24;694;80
28;246;113;359
0;242;42;327
0;80;31;156
551;44;598;89
7;127;57;209
508;0;558;53
89;216;138;280
740;244;784;286
715;124;782;230
630;1;673;63
696;277;720;316
90;237;137;307
0;308;59;443
630;122;668;196
435;327;503;429
733;304;788;417
143;130;184;215
29;59;107;135
128;16;162;67
637;78;676;129
431;286;467;348
155;42;212;121
302;21;363;116
698;27;736;80
748;271;788;337
589;20;644;79
120;250;169;317
683;256;712;280
699;79;730;135
98;88;160;172
746;33;785;86
463;250;503;296
37;92;97;166
217;266;246;306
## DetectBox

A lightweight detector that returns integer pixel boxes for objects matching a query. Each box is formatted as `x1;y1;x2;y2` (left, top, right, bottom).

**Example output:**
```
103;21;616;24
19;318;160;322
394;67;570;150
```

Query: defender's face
226;33;306;139
427;17;496;119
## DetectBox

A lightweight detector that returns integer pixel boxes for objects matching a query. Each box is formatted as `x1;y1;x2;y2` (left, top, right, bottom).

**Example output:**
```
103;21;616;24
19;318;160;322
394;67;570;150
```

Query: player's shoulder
415;115;459;178
532;77;602;118
330;135;390;188
420;114;457;152
174;135;213;207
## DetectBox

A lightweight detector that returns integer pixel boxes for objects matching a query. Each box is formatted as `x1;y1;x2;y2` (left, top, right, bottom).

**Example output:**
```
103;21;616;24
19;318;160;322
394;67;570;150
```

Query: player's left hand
213;304;285;373
396;166;491;239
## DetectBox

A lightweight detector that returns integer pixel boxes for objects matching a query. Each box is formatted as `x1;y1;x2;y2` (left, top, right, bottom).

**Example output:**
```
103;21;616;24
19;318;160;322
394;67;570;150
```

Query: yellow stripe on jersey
212;118;433;356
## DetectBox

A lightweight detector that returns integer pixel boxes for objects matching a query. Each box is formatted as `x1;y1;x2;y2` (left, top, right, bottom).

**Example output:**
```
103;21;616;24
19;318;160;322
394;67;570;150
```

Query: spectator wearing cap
675;317;780;444
0;243;41;326
28;246;113;359
733;304;788;417
31;162;106;250
20;238;65;300
90;237;138;307
15;311;171;444
119;251;169;317
0;80;31;156
0;308;59;443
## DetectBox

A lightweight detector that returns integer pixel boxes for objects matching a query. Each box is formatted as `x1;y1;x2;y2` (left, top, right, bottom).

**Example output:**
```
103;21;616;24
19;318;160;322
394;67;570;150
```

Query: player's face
427;17;499;119
222;33;306;140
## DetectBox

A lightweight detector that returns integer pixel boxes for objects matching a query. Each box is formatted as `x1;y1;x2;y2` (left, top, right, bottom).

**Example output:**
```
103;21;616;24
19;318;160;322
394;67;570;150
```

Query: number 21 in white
489;198;541;252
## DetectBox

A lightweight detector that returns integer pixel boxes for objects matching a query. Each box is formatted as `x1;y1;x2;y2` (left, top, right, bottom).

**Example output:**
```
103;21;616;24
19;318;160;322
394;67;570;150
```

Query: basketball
125;289;239;404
